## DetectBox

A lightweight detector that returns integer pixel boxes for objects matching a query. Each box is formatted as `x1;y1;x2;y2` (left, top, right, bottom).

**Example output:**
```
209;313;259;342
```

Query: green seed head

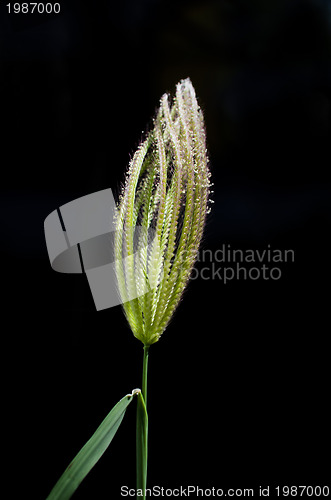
115;78;211;345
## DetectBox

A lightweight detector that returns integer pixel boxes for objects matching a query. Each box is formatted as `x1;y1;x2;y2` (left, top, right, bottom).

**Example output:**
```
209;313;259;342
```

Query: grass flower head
115;78;211;345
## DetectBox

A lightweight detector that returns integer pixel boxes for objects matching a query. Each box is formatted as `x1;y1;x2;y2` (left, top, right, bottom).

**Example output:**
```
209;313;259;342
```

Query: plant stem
142;345;149;405
136;345;149;499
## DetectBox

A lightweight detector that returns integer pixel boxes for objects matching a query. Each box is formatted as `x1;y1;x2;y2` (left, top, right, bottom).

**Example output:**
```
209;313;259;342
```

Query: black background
1;0;330;498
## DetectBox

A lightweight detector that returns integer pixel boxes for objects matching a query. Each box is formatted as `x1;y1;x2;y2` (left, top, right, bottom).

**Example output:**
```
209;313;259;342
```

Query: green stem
136;345;149;500
142;345;149;405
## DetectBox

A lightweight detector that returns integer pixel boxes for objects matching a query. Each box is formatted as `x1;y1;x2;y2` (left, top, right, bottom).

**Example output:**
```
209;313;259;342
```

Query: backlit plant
46;78;211;500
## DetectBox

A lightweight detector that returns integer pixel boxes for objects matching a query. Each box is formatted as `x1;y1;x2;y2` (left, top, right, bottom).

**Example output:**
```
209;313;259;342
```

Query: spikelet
115;78;211;345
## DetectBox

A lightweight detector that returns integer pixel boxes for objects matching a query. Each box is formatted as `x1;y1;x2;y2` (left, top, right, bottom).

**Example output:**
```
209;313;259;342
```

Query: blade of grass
46;389;140;500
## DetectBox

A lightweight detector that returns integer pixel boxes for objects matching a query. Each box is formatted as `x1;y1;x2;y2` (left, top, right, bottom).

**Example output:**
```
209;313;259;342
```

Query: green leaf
46;389;140;500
